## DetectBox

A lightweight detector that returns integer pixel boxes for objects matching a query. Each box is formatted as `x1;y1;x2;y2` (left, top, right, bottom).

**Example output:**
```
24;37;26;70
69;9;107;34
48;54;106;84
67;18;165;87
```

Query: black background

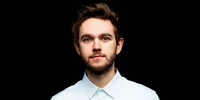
16;0;184;100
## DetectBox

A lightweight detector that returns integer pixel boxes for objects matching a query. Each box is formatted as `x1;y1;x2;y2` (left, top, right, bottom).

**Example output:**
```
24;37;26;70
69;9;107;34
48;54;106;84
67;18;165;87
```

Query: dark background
16;0;184;100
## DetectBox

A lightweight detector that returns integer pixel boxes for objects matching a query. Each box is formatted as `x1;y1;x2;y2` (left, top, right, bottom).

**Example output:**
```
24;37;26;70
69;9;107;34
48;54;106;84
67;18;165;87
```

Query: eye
83;38;92;42
102;37;110;41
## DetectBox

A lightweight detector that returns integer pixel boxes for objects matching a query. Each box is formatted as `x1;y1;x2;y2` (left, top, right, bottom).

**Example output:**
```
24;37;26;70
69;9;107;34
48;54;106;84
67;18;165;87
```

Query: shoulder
120;77;160;100
50;81;86;100
123;77;155;92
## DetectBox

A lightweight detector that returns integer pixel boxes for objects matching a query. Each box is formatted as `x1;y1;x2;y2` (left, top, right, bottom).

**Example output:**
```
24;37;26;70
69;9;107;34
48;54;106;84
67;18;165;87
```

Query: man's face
74;18;123;74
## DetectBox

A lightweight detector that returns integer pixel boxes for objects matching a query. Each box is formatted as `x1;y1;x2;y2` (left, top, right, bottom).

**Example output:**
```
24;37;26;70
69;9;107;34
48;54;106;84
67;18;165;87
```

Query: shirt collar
82;69;122;99
82;71;98;99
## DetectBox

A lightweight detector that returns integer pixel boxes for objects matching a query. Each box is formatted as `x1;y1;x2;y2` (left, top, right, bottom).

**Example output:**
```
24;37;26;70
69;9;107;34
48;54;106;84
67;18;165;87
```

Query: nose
93;39;101;52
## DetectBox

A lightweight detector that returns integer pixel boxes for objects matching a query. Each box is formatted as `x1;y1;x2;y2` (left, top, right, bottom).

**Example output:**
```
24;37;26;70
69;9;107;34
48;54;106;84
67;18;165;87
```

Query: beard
81;52;116;76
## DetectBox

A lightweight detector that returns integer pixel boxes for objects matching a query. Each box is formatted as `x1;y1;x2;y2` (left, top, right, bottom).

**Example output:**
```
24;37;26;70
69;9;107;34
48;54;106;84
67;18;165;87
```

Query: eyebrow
80;33;113;40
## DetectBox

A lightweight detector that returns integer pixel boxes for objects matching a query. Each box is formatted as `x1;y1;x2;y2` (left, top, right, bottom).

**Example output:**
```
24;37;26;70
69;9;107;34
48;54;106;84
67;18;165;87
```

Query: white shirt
51;69;160;100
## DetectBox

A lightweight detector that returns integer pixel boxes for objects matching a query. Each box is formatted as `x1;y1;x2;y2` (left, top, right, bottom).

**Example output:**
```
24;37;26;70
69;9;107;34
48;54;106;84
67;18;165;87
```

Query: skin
74;18;124;88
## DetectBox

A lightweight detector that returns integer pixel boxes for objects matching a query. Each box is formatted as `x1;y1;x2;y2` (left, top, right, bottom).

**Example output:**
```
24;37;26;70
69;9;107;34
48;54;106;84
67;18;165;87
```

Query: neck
86;65;116;88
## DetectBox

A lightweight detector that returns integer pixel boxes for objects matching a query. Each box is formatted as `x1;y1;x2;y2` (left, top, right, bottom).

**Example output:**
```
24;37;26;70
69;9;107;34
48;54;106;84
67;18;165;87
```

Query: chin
90;63;106;69
86;63;112;74
92;66;106;71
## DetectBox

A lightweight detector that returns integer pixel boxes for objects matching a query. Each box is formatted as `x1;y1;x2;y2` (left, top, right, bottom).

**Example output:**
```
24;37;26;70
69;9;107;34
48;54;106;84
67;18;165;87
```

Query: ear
74;41;81;56
116;37;124;55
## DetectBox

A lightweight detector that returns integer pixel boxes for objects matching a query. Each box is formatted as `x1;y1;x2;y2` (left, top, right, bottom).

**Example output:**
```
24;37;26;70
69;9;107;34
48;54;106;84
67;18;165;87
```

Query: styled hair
72;3;121;46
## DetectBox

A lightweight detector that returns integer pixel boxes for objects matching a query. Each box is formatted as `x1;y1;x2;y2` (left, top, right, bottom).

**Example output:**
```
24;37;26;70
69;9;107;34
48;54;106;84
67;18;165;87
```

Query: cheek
79;45;91;55
103;43;117;53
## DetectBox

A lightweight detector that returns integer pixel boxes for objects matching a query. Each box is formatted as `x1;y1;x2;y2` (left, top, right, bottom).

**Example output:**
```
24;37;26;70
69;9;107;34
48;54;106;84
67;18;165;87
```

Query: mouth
90;55;105;59
92;56;104;59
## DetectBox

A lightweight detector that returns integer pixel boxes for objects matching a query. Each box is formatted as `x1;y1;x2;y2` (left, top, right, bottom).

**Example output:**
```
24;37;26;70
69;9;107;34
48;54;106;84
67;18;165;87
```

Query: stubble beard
81;53;116;76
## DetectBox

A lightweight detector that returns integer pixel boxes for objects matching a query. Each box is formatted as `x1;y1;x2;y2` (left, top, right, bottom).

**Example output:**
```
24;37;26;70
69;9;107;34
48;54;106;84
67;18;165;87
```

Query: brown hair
72;3;121;46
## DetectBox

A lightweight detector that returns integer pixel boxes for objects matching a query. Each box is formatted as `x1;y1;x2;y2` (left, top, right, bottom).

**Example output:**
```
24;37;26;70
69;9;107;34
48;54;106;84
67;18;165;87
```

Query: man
51;2;160;100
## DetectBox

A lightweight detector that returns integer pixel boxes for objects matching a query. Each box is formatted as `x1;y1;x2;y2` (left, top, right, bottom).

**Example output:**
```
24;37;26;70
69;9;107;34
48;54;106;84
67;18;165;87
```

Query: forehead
79;18;115;37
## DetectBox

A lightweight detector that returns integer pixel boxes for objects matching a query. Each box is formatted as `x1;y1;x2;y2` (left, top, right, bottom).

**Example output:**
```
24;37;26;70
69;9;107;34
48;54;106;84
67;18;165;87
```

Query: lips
93;56;103;58
91;55;103;58
90;54;105;58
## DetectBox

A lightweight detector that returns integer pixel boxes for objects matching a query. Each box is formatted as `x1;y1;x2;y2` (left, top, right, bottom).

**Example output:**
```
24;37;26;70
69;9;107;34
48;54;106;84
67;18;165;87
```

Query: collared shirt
51;69;160;100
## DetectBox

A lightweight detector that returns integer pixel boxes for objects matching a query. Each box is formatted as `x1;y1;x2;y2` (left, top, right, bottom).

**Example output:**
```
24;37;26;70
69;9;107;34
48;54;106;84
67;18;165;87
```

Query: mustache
89;54;106;58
